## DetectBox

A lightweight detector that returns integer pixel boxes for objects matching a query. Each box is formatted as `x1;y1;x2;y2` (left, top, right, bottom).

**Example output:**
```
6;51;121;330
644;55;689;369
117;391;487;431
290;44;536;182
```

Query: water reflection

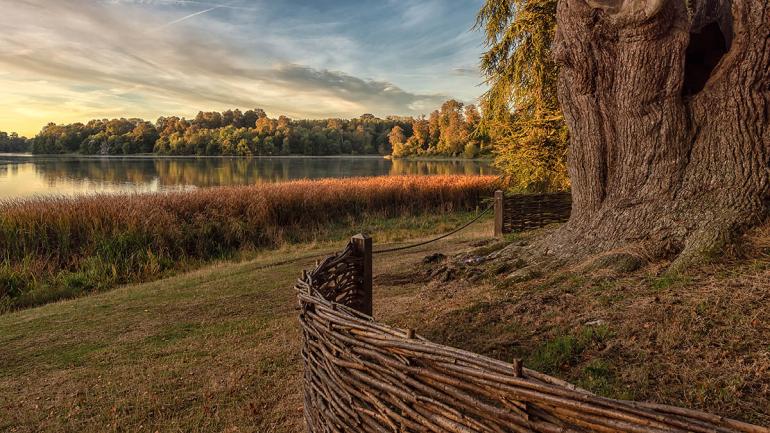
0;155;496;199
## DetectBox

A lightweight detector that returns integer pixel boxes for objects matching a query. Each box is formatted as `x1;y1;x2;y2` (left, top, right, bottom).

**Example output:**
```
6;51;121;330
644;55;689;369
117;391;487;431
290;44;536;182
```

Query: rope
248;249;338;272
247;204;494;270
247;176;506;270
368;173;504;255
373;204;493;255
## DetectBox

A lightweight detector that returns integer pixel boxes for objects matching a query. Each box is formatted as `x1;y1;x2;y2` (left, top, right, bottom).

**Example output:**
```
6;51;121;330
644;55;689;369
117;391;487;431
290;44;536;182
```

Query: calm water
0;155;496;200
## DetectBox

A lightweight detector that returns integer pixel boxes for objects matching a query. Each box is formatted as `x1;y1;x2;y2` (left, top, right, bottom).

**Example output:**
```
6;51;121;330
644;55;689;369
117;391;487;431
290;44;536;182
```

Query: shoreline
0;153;493;162
0;153;389;160
392;155;494;163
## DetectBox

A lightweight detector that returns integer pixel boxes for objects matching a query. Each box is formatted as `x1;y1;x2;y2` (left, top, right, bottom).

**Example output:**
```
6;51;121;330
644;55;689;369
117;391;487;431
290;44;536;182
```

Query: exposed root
667;215;750;274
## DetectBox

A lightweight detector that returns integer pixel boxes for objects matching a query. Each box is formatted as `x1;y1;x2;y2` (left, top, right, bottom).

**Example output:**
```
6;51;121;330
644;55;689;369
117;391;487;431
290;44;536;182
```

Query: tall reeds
0;175;498;310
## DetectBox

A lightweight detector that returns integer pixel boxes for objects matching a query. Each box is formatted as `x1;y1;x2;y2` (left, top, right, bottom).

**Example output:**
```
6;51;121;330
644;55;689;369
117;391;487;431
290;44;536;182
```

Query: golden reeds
0;175;498;310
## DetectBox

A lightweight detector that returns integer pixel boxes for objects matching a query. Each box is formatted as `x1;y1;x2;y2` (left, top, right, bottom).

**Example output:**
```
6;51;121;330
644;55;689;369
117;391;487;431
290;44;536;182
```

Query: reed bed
0;175;498;310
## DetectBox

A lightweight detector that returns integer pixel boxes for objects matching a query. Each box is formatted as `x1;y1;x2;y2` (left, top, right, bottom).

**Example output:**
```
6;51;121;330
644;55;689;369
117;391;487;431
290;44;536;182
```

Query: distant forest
0;131;29;153
3;100;489;158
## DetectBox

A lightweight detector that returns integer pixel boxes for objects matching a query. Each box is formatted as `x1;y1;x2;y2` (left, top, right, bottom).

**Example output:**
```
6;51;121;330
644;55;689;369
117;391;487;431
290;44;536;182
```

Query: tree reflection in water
0;156;496;199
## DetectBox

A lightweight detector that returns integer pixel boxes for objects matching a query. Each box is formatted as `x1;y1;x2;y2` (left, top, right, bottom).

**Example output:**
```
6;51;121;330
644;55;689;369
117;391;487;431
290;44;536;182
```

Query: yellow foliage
476;0;568;191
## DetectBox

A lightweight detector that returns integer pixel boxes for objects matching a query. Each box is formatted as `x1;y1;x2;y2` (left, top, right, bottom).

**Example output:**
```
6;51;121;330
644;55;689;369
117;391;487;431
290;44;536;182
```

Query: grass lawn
2;217;768;431
0;217;495;433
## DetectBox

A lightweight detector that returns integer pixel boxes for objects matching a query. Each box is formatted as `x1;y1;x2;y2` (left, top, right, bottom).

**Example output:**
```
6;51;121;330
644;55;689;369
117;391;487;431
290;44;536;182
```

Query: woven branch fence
494;191;572;236
297;235;769;433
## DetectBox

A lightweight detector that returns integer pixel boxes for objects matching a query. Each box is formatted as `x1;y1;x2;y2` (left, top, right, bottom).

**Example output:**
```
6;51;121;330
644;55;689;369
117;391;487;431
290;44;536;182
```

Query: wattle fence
494;191;572;236
297;234;769;433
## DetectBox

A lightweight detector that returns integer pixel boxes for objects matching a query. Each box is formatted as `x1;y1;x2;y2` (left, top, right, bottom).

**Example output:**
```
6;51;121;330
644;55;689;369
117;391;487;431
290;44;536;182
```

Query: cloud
259;65;447;117
108;0;256;11
452;66;480;77
399;0;443;28
0;0;480;135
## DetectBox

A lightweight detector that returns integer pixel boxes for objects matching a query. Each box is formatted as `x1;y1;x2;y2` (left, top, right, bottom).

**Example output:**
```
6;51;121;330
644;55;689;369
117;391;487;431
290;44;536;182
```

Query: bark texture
548;0;770;268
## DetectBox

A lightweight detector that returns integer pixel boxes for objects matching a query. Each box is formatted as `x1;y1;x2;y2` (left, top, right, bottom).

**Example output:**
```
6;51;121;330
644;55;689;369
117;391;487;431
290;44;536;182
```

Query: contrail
155;6;220;30
162;1;257;11
173;0;257;11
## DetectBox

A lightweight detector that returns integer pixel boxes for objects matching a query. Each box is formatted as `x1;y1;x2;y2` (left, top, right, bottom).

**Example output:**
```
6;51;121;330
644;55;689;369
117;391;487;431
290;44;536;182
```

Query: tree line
20;101;489;158
388;100;488;159
0;131;29;153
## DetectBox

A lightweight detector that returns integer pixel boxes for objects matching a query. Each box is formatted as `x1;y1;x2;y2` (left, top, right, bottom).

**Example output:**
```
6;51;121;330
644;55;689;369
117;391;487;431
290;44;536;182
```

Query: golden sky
0;0;485;137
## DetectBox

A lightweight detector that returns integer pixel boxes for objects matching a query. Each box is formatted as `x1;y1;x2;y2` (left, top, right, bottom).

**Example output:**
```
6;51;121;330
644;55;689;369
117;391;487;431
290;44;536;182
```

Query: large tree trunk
547;0;769;269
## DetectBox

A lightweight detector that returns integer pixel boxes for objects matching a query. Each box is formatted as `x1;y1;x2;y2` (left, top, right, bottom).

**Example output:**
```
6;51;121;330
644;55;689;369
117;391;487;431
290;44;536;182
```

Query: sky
0;0;487;136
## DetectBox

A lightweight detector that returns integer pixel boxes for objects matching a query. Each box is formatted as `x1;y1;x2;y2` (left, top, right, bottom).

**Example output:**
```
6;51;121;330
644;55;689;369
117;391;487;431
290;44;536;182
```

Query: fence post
494;190;504;238
351;234;373;317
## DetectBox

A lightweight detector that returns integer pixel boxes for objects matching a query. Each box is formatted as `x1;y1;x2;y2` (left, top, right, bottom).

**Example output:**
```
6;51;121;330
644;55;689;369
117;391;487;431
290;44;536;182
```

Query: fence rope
247;204;495;271
372;203;494;254
248;250;338;272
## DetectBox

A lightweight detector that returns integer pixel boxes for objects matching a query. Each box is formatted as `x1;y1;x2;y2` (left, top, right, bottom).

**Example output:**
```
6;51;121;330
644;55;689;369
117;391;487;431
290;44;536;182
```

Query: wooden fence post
351;234;373;317
494;190;504;237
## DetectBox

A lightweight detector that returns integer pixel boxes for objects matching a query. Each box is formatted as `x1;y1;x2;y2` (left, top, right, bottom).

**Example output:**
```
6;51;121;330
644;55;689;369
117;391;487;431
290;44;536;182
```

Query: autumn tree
428;110;441;151
411;117;431;153
436;100;468;155
388;125;407;157
464;104;481;129
476;0;568;191
255;116;276;135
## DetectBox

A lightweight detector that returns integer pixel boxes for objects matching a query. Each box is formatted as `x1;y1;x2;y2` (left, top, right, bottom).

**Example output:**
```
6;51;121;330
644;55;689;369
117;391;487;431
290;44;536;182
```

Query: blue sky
0;0;486;135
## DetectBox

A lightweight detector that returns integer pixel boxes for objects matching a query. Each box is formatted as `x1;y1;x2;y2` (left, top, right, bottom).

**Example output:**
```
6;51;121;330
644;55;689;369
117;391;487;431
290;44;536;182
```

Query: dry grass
0;175;497;310
375;222;770;424
2;216;767;431
0;218;494;433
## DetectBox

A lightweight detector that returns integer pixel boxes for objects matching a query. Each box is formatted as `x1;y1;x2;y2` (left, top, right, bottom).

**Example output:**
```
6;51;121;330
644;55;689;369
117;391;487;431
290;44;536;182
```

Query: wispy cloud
106;0;256;10
399;0;443;28
453;66;479;77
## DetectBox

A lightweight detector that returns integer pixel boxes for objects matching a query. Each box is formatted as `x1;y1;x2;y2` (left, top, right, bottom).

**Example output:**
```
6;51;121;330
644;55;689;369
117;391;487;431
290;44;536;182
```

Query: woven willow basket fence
494;191;572;236
297;236;769;433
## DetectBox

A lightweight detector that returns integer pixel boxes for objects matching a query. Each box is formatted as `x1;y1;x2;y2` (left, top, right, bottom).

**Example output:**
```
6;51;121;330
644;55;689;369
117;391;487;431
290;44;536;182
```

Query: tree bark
547;0;770;269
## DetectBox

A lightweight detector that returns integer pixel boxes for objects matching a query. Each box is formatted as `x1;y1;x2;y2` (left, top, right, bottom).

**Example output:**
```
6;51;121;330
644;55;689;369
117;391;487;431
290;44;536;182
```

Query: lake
0;155;497;200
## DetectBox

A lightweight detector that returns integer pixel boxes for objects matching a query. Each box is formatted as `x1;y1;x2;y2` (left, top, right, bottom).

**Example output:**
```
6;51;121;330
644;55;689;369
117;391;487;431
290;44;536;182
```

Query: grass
377;222;770;425
2;214;768;430
0;175;498;311
0;216;494;433
526;325;613;374
0;250;307;432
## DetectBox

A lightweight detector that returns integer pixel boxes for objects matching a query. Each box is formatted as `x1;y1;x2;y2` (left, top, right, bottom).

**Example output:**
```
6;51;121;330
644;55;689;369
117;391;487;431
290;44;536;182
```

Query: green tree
129;121;159;153
0;131;29;152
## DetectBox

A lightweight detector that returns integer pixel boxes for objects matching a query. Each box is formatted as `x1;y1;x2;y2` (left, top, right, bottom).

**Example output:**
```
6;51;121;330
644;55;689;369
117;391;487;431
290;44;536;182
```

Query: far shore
0;153;492;162
391;155;494;163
